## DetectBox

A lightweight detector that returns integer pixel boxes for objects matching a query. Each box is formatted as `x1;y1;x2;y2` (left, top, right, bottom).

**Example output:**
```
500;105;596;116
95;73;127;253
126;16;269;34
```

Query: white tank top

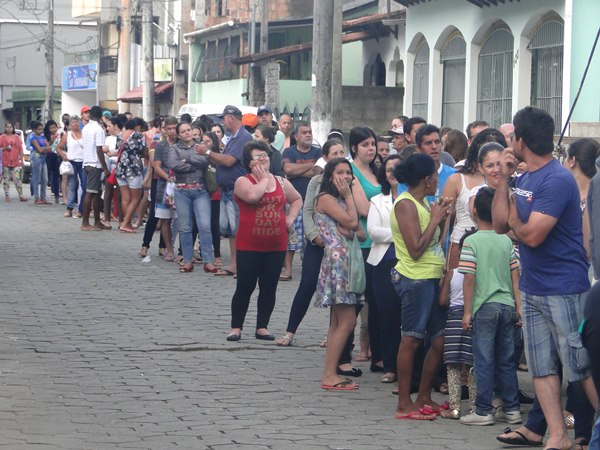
451;174;480;243
449;269;465;308
66;131;84;162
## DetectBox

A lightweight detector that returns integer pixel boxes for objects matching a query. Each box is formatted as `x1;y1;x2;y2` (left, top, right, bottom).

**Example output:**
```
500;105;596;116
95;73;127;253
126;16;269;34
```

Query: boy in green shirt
458;187;522;426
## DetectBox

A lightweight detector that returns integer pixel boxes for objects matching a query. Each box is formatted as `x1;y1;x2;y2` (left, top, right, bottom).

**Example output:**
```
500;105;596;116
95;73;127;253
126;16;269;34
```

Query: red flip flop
395;411;437;421
419;405;441;416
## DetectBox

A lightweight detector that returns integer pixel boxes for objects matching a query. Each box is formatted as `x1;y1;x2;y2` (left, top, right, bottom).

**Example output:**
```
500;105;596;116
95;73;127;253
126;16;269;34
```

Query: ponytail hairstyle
393;153;436;188
568;138;600;179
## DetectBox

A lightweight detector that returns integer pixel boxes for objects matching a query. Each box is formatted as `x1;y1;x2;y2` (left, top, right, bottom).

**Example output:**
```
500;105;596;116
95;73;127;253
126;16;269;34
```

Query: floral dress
314;197;365;307
115;131;145;179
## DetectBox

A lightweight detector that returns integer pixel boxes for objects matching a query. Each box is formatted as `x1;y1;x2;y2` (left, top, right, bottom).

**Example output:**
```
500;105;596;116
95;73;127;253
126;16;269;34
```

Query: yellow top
390;191;445;280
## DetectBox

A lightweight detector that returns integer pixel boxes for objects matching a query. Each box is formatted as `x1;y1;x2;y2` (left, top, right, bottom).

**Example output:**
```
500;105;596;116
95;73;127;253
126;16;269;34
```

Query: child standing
439;233;476;419
458;187;522;426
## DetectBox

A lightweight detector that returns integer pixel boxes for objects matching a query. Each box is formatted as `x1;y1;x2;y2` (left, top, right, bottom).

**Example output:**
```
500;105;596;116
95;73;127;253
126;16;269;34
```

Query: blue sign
62;64;97;91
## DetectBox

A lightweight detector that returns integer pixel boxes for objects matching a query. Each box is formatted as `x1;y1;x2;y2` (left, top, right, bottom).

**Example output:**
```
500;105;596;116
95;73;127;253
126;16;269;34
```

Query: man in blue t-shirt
280;122;321;280
492;106;596;450
197;105;252;276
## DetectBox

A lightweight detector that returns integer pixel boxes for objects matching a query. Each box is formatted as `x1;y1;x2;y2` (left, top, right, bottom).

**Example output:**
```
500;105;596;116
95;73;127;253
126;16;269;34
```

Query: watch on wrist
206;149;212;157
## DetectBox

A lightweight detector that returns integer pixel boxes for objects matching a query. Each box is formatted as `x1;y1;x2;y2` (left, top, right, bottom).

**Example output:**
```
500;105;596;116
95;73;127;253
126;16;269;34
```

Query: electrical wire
557;26;600;149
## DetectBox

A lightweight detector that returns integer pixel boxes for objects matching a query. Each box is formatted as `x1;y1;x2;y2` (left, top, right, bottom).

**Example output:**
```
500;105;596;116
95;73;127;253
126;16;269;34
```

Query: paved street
0;188;537;449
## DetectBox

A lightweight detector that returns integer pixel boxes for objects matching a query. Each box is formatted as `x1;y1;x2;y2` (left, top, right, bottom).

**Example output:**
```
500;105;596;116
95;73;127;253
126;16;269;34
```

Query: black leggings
211;199;221;258
142;178;166;249
231;250;285;330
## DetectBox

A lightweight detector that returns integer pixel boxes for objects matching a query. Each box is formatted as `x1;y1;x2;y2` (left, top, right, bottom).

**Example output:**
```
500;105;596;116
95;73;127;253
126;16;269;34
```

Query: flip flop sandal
395;411;436;421
276;334;294;346
320;379;359;391
496;427;543;446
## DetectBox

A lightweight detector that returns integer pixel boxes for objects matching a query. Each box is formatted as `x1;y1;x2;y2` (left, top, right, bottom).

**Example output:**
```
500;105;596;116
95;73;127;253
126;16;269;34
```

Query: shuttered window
412;40;429;118
477;28;513;127
441;35;466;130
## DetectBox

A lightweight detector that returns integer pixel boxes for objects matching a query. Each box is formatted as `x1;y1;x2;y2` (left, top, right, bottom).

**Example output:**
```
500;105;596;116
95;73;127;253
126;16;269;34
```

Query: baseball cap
388;126;404;135
242;113;258;128
102;110;112;118
80;105;91;114
257;105;273;115
217;105;243;118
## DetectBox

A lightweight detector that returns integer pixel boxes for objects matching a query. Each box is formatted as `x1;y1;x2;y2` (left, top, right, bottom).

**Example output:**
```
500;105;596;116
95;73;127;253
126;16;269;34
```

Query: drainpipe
562;0;573;136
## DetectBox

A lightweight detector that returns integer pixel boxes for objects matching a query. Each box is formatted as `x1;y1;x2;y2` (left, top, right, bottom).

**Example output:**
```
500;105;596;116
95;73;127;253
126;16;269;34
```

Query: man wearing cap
280;121;322;280
80;106;91;129
257;105;285;152
196;105;253;276
388;125;406;153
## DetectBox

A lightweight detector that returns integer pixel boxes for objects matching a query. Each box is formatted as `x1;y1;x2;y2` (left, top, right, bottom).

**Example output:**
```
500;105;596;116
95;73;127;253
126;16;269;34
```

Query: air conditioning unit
176;55;188;71
99;56;118;73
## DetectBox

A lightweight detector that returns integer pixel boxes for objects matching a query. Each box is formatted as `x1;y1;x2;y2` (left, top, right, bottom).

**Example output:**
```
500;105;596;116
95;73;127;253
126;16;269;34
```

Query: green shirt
351;162;381;249
390;191;445;280
458;230;519;316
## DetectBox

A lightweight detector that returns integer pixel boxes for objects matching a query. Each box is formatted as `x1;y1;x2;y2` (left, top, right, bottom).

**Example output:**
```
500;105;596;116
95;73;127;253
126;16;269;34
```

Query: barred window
192;35;240;82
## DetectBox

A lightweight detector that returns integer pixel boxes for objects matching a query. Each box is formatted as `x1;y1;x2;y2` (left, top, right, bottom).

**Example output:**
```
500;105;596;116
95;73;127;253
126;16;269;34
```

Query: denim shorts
521;291;590;382
391;268;445;339
117;175;143;189
155;202;177;219
219;190;239;237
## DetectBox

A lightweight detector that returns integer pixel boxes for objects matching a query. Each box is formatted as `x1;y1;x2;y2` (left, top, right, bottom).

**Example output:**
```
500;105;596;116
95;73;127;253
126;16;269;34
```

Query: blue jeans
67;161;86;213
174;187;213;264
30;152;47;200
472;302;520;415
590;416;600;450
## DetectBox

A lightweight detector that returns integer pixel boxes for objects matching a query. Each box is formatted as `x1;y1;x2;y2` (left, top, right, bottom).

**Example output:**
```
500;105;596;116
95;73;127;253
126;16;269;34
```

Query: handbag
347;235;366;294
164;180;176;209
59;161;73;176
204;165;218;193
107;138;127;186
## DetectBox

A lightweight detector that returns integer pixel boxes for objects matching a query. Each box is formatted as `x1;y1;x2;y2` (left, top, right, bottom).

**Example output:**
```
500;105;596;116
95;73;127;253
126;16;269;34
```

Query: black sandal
496;427;543;447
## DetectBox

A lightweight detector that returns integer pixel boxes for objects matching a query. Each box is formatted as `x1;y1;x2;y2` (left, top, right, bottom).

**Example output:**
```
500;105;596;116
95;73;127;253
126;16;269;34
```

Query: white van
177;104;258;122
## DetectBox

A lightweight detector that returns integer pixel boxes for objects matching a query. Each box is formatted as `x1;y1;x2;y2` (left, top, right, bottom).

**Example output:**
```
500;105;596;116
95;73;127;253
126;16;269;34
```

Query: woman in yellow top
390;153;453;420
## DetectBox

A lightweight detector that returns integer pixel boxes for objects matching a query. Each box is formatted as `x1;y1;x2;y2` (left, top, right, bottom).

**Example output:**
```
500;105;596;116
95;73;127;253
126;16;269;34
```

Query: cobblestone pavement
0;190;540;449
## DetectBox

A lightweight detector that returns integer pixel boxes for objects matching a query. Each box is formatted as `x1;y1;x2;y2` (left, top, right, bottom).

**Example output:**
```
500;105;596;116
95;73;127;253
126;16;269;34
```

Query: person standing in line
314;157;366;391
81;106;111;231
29;121;51;205
226;140;302;341
56;115;85;217
0;121;27;202
280;122;322;280
150;116;179;261
492;106;598;450
196;105;253;277
275;139;346;347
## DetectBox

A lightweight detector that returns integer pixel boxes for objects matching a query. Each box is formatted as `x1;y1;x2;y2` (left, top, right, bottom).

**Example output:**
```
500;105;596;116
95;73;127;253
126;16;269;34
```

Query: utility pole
260;0;268;53
142;0;155;121
331;0;343;129
44;0;54;121
311;1;334;145
117;0;131;114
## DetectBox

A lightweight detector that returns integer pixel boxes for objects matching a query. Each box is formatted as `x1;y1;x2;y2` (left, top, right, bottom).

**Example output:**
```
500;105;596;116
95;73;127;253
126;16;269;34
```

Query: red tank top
235;175;287;252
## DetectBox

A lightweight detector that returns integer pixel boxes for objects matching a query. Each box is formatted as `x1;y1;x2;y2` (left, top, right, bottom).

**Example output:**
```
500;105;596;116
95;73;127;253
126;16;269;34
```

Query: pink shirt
0;134;23;167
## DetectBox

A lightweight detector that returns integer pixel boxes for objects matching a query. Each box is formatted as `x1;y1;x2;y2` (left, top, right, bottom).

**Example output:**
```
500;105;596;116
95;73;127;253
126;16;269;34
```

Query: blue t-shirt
513;159;589;296
397;163;456;203
281;145;322;199
30;135;48;156
216;127;252;191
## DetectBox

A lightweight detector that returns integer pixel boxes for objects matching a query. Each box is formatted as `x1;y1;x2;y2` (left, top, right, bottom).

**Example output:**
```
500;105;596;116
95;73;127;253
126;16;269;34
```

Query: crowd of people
2;103;599;450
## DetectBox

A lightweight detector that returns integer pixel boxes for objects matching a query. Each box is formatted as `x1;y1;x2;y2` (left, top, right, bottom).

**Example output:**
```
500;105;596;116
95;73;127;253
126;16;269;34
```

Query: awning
394;0;516;7
118;81;174;102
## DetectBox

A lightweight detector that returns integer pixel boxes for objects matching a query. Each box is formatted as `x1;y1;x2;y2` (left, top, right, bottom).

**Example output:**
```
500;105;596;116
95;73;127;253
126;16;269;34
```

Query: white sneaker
459;412;495;426
495;409;522;424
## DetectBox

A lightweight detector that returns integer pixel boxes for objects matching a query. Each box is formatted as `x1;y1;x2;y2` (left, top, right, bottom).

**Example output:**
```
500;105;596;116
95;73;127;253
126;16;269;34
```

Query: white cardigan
366;192;395;266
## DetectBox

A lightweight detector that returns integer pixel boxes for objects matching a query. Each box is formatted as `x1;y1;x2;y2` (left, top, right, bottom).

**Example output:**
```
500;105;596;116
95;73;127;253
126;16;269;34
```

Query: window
477;28;513;127
441;35;466;130
192;36;240;82
530;20;564;134
412;40;429;118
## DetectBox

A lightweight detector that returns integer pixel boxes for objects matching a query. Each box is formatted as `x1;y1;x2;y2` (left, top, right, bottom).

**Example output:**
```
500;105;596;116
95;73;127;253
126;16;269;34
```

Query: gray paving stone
0;195;545;449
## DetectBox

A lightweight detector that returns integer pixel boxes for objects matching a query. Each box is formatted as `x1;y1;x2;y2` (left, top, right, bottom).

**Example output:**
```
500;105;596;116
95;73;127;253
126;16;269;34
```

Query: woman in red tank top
225;140;302;342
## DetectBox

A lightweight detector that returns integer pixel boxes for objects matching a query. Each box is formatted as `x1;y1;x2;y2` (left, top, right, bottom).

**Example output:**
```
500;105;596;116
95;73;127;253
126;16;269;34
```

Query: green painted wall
570;2;600;122
342;41;363;86
188;79;248;105
278;80;311;116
